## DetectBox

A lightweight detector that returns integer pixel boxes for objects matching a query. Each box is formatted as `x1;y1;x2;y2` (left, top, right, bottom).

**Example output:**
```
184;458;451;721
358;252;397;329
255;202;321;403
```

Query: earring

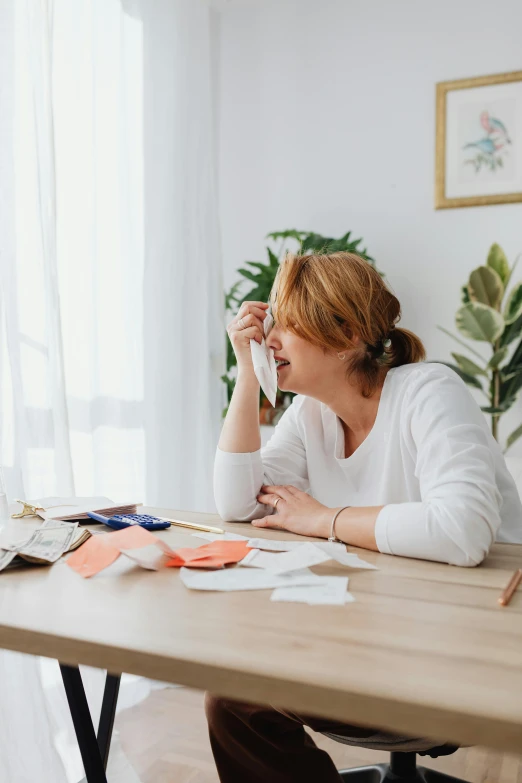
337;352;346;360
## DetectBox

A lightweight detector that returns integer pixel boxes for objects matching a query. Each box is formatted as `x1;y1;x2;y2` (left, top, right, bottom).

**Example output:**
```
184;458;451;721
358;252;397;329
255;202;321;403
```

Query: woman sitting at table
207;251;522;783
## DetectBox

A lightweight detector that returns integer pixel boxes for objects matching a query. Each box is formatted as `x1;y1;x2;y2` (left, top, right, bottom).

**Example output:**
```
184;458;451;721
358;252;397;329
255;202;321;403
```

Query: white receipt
317;542;378;570
242;543;331;574
246;538;310;552
239;549;284;570
120;545;169;571
247;538;378;570
271;580;355;606
180;566;325;592
250;311;277;406
191;532;249;542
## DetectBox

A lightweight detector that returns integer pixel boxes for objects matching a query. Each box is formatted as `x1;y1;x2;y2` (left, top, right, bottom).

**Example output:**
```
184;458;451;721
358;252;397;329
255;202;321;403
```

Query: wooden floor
117;686;522;783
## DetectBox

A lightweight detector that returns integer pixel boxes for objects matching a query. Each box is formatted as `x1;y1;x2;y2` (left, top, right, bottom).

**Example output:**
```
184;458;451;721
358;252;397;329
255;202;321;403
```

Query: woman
207;251;522;783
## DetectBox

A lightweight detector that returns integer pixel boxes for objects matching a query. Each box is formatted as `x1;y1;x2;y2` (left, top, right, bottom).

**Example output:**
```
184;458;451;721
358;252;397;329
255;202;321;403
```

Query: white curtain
0;0;224;779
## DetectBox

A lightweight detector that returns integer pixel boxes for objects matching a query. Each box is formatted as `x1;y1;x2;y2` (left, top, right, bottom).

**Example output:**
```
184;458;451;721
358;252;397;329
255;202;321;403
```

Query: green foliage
455;302;504;342
222;228;375;413
439;244;522;451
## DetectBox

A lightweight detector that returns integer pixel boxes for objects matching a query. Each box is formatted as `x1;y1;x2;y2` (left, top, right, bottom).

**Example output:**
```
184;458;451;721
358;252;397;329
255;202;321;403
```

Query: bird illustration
480;110;511;143
463;137;503;154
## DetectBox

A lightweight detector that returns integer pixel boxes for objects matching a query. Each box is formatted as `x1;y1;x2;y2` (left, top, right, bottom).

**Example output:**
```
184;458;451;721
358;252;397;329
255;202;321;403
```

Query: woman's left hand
253;484;331;539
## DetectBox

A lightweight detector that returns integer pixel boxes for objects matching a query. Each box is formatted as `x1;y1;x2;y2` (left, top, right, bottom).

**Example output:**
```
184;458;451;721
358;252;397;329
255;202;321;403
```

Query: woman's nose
266;325;282;350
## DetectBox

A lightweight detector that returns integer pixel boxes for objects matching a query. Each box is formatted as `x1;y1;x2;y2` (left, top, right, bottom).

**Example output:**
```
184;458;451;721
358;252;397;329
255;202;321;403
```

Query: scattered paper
240;543;331;574
271;579;355;606
317;542;378;570
120;544;170;570
66;526;158;578
246;537;307;552
180;566;325;592
239;549;284;570
191;532;249;543
167;541;252;569
246;538;377;569
67;529;252;577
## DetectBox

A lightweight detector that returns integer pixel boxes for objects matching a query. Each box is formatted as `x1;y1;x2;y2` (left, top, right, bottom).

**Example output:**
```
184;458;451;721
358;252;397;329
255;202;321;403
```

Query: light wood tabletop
0;507;521;755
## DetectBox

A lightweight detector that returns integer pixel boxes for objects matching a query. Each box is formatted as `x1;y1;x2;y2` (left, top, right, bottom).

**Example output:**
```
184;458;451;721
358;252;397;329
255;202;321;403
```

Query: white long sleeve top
214;362;522;567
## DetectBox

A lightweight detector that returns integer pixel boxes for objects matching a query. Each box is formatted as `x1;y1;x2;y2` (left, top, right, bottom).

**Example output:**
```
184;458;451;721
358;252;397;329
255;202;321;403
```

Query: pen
156;517;224;535
498;568;522;607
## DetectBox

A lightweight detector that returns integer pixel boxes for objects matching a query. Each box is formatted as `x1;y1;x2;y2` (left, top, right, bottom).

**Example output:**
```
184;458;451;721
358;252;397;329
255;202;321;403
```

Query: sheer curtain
0;0;224;779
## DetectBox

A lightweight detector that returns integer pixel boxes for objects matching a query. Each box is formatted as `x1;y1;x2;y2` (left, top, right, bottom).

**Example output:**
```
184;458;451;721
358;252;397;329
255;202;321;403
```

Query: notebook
33;497;140;523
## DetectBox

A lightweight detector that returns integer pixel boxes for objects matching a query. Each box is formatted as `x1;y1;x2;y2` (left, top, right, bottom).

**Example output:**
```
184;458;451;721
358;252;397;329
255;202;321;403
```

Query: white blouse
214;362;522;567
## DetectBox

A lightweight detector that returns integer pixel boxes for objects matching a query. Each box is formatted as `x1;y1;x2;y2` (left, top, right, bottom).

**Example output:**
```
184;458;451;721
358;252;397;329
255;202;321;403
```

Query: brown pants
205;694;439;783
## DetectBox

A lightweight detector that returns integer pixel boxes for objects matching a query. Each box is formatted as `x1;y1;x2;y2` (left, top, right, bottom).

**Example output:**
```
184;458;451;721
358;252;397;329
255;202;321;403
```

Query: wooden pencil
498;568;522;606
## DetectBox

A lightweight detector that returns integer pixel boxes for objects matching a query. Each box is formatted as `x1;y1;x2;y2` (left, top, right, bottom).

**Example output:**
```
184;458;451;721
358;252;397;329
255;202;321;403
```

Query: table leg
59;664;121;783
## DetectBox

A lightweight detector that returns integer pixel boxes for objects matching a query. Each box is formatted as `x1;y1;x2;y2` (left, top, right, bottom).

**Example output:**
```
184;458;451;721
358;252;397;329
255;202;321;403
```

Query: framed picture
435;70;522;209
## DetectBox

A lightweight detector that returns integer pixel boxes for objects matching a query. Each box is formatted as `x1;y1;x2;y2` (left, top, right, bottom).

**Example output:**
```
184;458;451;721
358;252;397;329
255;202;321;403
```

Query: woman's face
266;322;351;397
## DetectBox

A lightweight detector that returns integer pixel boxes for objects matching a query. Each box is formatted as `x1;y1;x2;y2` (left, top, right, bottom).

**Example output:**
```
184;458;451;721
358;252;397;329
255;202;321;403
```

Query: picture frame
435;70;522;209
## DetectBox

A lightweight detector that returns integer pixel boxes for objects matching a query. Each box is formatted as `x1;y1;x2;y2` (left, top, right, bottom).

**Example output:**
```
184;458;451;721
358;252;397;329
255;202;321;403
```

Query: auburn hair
270;251;425;397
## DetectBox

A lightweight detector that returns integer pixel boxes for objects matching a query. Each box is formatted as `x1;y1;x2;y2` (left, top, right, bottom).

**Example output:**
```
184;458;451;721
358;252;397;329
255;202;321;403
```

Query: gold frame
435;70;522;209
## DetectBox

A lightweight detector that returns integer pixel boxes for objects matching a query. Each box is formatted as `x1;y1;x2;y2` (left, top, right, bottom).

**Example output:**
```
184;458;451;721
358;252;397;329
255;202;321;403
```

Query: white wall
216;0;522;449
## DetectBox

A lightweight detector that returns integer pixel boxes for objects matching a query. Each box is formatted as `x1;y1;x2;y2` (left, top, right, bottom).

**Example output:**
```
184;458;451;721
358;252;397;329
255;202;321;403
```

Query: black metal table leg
97;672;121;768
59;664;121;783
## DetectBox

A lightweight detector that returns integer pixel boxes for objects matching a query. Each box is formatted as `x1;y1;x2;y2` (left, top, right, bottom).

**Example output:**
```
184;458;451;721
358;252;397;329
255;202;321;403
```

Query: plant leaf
481;397;517;414
500;311;522;347
266;229;304;242
487;243;510;284
451;353;487;376
437;362;483;390
267;248;280;268
468;266;503;309
237;267;262;283
488;346;508;370
455;302;505;343
504;282;522;324
506;423;522;452
461;285;470;304
437;326;487;361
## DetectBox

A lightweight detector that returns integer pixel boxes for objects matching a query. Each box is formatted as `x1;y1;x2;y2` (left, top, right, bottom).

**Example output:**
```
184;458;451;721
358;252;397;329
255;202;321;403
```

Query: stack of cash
0;520;91;572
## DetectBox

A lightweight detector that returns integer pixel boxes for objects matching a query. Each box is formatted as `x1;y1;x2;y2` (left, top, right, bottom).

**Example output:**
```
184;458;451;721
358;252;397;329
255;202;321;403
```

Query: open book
32;497;140;523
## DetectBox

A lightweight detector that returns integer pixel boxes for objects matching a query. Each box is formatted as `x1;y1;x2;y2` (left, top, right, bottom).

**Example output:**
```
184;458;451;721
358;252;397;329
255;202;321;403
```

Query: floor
117;686;522;783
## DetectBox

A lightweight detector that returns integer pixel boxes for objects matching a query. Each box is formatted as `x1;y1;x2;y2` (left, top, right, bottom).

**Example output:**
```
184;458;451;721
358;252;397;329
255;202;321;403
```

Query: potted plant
223;229;375;421
439;243;522;450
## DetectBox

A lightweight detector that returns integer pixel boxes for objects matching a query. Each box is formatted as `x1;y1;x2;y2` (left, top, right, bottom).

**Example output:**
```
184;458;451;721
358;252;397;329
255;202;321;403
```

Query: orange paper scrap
67;528;251;578
67;526;175;578
166;540;251;569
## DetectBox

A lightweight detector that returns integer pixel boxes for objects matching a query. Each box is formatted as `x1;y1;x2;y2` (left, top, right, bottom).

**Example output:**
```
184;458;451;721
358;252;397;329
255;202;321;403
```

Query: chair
339;744;468;782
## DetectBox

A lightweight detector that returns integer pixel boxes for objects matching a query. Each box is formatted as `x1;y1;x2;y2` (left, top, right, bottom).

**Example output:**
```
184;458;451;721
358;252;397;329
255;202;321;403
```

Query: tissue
250;311;277;406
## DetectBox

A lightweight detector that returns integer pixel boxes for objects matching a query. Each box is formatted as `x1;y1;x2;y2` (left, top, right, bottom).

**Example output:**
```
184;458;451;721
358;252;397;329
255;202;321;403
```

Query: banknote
41;519;93;552
16;522;79;563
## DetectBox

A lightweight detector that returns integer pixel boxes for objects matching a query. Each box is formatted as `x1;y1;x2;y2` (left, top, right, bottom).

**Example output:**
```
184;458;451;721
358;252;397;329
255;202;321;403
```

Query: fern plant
439;243;522;450
222;229;374;415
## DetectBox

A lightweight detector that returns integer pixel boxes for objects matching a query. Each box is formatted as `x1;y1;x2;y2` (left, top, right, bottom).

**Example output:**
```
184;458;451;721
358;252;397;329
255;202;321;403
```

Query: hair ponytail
386;327;426;368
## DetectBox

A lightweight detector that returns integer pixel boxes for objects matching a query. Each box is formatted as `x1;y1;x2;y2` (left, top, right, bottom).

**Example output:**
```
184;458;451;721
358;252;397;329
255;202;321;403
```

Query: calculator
86;511;171;531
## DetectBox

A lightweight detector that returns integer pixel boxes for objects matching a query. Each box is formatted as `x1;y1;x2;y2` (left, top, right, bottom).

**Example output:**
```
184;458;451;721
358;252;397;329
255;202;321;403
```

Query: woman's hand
227;301;269;372
253;484;332;539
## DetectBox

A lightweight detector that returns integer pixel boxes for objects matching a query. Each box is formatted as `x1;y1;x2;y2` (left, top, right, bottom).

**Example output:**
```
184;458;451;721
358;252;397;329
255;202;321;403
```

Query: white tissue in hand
250;311;277;406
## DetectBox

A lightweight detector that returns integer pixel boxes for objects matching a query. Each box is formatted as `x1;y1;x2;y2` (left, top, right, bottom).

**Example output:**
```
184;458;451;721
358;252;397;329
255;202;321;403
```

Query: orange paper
166;540;251;569
67;529;251;578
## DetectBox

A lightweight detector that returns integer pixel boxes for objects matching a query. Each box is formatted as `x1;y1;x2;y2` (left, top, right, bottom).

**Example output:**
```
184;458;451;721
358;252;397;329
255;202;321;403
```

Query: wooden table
1;507;522;780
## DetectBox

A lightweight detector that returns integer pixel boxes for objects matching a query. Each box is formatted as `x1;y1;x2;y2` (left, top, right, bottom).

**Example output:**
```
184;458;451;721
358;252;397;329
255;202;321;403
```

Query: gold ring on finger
274;497;281;509
238;317;246;329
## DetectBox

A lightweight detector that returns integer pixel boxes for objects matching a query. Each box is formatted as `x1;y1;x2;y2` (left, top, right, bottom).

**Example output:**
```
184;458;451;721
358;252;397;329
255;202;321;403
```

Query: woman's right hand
227;301;269;371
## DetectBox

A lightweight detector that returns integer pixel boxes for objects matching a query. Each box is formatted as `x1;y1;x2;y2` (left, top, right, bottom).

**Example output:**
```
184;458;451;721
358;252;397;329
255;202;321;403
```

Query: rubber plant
222;229;375;418
439;243;522;450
